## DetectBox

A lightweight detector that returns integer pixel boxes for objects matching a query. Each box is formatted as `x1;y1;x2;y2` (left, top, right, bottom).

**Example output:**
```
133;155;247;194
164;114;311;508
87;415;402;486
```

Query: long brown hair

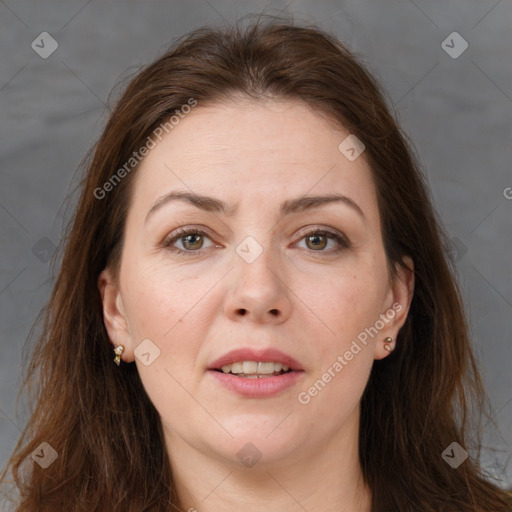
2;15;511;511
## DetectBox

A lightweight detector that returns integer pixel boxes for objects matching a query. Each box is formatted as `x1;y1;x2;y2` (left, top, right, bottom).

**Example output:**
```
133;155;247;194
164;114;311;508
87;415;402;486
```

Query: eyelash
161;227;351;257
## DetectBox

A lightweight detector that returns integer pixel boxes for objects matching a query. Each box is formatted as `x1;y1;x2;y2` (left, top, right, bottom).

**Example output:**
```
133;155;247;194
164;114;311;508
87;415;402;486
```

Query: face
99;98;413;469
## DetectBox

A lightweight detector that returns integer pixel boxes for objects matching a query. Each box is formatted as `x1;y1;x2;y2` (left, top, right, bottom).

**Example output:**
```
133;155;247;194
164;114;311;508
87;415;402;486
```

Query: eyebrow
145;190;366;224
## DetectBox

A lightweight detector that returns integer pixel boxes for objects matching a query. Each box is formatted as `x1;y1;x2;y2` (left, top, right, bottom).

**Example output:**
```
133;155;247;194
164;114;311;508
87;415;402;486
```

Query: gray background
1;0;511;496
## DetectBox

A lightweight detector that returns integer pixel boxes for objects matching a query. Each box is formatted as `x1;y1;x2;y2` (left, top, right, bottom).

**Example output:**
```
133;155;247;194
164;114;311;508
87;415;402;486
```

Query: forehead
130;98;377;219
148;98;349;165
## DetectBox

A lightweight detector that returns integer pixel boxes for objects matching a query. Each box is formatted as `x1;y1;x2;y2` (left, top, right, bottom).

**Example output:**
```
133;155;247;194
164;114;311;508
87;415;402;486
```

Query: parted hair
2;15;511;512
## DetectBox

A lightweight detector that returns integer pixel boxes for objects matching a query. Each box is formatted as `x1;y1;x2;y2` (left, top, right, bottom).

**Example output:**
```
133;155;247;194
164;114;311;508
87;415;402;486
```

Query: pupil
184;234;202;249
308;235;326;250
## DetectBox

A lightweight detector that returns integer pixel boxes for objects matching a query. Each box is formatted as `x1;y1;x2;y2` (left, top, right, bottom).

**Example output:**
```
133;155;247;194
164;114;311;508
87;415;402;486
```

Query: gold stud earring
113;345;125;366
383;337;393;352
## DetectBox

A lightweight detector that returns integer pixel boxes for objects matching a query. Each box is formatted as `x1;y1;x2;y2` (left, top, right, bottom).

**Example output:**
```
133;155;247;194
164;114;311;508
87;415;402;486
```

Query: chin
203;424;306;468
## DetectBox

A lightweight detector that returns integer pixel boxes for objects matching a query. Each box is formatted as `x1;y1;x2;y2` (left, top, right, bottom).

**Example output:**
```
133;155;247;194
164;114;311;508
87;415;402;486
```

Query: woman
1;17;511;512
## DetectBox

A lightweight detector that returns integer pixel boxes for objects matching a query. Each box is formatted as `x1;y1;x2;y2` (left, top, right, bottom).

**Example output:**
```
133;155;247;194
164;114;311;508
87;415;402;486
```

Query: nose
223;244;292;324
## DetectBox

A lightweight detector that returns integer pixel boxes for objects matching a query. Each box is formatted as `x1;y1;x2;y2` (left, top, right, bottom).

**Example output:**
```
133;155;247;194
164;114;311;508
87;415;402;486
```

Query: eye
162;227;215;255
162;226;350;256
295;228;350;254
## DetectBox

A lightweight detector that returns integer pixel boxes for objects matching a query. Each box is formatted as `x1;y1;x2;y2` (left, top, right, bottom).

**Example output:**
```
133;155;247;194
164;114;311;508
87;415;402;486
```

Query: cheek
296;275;379;422
123;268;210;423
294;259;387;418
297;359;372;436
121;259;211;341
308;267;385;338
293;256;387;401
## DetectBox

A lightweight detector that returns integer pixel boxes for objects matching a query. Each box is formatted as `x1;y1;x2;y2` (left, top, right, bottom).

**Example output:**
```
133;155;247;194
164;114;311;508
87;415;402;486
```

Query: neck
165;411;372;512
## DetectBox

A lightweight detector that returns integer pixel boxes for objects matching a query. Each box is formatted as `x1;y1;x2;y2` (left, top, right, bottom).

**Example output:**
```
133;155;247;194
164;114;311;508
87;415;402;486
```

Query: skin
98;97;414;512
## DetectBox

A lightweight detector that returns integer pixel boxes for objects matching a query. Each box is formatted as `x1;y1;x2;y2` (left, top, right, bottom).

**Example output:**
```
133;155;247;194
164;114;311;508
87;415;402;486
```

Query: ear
97;268;135;362
374;255;415;360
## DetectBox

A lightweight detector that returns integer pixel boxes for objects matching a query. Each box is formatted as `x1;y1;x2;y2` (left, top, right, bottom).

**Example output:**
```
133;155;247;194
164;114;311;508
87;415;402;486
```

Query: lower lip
208;370;305;398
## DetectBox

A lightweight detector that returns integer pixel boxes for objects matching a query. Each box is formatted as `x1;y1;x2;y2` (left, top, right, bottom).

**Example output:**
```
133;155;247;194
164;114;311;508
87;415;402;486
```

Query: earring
113;345;125;366
383;337;393;353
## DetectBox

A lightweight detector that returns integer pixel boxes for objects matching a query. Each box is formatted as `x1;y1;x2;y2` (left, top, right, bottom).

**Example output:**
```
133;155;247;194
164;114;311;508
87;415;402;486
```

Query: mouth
207;348;304;397
214;360;294;378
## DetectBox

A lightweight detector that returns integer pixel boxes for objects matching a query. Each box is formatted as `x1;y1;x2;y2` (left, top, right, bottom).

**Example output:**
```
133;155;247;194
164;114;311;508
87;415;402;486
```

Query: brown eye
296;229;350;254
305;234;328;251
162;228;214;255
181;233;204;250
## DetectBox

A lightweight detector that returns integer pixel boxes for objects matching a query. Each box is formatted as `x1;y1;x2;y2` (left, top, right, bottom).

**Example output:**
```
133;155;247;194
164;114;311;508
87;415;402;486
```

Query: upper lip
208;347;304;371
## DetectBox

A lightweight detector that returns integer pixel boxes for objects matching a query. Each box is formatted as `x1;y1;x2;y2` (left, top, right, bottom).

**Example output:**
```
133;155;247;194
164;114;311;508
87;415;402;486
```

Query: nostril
235;309;279;316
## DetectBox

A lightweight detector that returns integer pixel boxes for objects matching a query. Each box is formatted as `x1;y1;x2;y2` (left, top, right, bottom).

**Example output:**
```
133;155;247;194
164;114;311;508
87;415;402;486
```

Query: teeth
243;361;258;374
218;361;292;376
257;362;275;374
231;362;243;373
